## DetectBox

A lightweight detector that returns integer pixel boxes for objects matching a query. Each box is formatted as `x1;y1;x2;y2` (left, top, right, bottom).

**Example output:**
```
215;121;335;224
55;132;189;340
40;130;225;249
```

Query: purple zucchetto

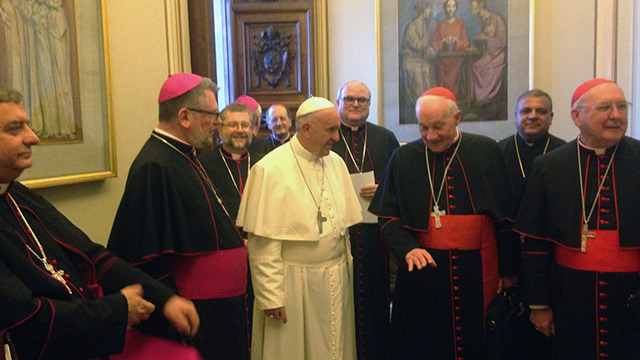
158;73;203;103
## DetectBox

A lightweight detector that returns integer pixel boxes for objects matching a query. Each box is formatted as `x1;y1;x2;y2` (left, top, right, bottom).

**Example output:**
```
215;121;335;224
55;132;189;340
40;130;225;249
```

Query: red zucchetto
421;87;457;103
571;78;614;107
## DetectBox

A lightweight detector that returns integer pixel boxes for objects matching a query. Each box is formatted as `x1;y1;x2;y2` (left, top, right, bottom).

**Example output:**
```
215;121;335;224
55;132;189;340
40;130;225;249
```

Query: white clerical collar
577;137;608;155
278;134;290;143
291;134;320;161
0;183;10;194
154;128;191;146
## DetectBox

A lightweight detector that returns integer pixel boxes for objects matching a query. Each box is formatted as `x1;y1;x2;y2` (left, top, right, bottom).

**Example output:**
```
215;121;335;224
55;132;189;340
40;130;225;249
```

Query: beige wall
33;0;636;244
33;0;170;245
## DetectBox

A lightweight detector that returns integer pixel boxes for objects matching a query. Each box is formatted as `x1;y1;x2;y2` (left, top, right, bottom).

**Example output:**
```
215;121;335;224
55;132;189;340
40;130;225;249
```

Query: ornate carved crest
252;26;295;89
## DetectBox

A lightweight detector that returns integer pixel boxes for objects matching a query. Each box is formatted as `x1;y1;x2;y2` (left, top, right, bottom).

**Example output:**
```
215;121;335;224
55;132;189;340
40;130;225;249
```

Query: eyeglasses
221;122;252;130
580;101;632;114
341;96;370;105
187;108;220;120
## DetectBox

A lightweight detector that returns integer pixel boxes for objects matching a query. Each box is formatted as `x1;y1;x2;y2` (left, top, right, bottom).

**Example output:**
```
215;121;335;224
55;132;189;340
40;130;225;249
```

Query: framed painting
0;0;115;188
377;0;532;142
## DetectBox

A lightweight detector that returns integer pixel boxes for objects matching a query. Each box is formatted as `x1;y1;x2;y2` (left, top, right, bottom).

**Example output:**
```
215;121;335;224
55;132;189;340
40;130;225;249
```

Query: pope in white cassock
236;96;362;359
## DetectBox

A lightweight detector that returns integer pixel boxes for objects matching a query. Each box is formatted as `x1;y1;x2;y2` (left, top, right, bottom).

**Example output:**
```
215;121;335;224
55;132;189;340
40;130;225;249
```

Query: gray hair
416;95;459;118
336;80;371;101
296;113;312;131
158;77;219;122
248;108;261;127
0;85;23;104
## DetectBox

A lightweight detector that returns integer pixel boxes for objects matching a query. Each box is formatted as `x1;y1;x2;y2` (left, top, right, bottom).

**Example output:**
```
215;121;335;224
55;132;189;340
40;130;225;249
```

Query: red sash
172;247;247;299
415;215;498;313
110;330;203;360
554;230;640;272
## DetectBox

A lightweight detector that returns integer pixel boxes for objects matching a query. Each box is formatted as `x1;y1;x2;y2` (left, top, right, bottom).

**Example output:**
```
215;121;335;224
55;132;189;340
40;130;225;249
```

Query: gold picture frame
3;0;116;188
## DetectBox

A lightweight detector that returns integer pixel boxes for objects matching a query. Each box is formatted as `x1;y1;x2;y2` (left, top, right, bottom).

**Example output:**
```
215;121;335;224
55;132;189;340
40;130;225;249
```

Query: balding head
336;81;371;127
571;81;628;149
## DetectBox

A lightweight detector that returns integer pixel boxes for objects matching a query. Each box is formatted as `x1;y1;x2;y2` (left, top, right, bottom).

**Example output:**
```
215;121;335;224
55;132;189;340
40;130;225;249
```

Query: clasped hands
120;284;200;337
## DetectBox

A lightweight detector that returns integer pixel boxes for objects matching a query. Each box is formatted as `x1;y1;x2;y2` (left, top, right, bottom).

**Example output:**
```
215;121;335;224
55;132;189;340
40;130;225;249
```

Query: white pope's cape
237;135;362;359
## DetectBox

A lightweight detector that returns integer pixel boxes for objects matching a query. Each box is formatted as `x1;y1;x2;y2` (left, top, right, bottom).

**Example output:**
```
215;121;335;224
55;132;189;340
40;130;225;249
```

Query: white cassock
237;134;362;360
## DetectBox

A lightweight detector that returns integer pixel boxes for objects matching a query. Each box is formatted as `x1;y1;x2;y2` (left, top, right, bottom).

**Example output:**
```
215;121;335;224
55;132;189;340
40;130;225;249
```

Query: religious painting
1;0;115;188
379;0;531;142
0;0;83;143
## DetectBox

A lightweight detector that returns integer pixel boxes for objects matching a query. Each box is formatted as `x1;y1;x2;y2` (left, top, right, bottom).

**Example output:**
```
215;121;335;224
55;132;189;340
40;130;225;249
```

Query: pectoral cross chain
317;210;327;234
44;262;72;293
581;224;595;253
431;204;446;229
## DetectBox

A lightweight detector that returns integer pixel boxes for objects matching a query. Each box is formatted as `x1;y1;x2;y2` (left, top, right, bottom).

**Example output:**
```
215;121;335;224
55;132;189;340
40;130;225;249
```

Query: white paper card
350;171;378;224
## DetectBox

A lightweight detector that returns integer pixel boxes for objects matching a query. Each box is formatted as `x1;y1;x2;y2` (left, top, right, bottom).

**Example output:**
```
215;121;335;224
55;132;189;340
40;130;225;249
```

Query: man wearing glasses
108;73;250;360
199;102;264;340
514;78;640;360
200;102;262;220
333;80;399;360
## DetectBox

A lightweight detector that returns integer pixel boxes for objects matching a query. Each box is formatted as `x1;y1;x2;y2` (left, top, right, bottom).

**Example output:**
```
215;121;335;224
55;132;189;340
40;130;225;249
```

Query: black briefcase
485;285;552;360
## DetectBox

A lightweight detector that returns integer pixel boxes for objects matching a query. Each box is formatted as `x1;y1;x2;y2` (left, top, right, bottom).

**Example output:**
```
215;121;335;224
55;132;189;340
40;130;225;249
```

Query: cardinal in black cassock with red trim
514;79;640;360
369;87;518;360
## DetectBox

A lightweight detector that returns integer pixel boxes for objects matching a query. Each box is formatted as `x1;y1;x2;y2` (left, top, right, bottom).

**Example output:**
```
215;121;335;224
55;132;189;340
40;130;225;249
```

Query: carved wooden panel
231;1;313;110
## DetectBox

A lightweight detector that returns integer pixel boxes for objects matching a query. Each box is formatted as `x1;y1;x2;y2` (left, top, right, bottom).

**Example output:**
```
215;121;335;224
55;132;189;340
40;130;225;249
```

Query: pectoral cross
581;223;595;253
317;210;327;234
44;261;72;294
431;204;446;229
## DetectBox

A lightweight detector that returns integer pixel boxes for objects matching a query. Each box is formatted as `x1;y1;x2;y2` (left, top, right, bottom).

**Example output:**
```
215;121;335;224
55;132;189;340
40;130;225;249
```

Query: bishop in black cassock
108;74;249;360
499;89;566;202
496;89;566;359
0;84;198;360
199;103;264;337
1;183;178;360
334;80;399;360
369;88;516;360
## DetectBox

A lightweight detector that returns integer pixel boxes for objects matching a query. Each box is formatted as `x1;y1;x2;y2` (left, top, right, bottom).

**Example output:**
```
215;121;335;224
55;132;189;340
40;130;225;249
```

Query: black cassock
332;122;399;360
199;144;263;336
497;132;566;359
369;133;515;360
498;132;566;201
108;132;249;360
514;137;640;360
0;183;175;360
248;136;270;155
199;145;263;220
